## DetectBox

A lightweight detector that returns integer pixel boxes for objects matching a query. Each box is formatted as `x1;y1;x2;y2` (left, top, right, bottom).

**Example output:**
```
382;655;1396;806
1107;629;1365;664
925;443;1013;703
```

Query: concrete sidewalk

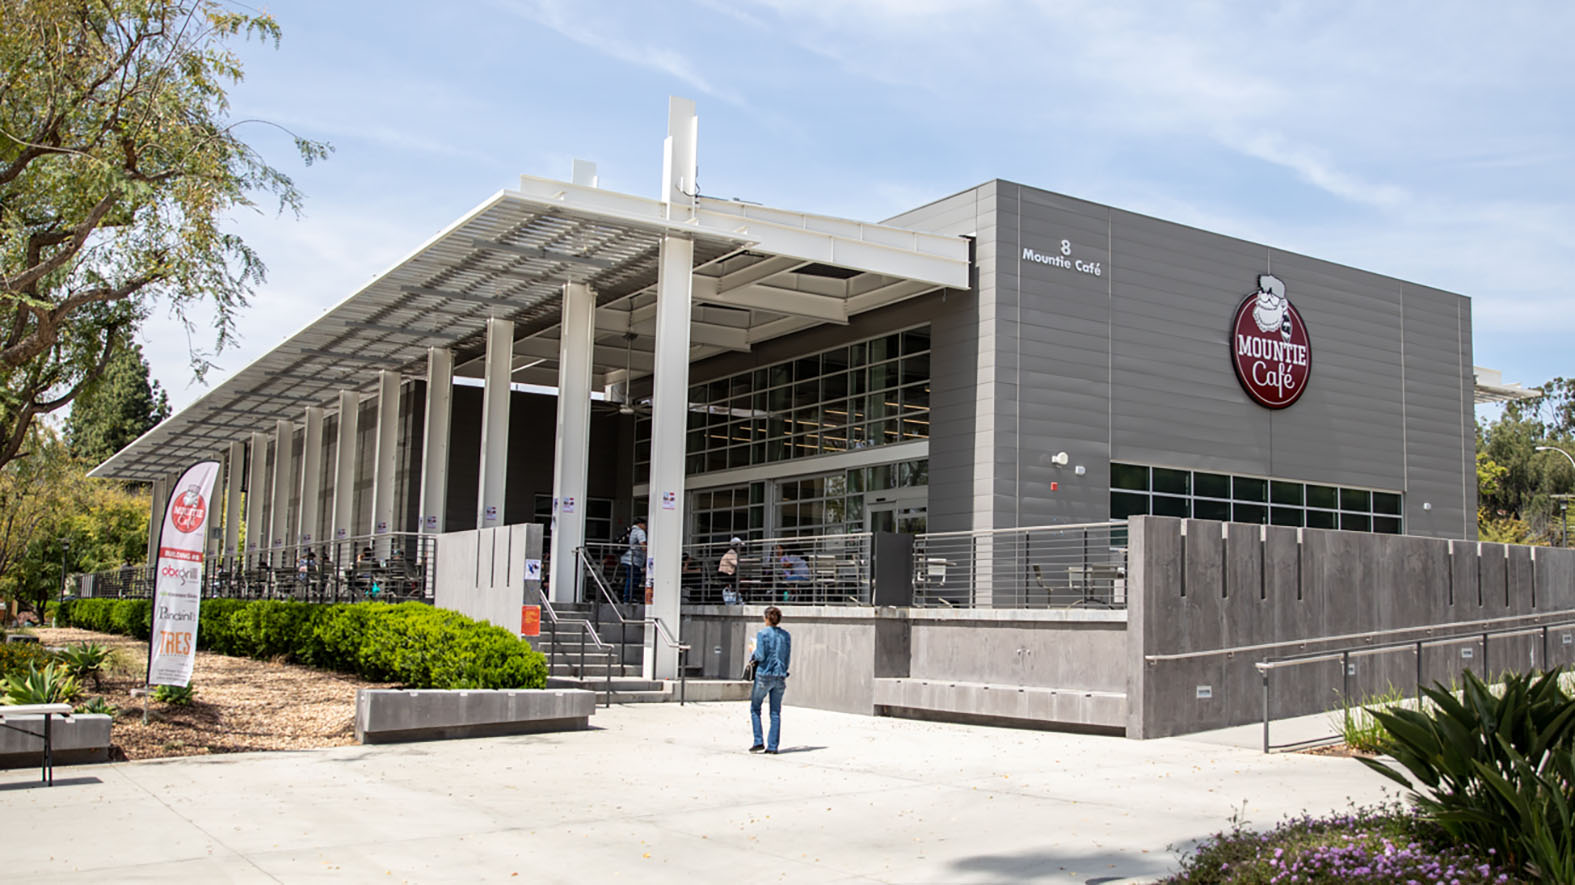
0;702;1394;883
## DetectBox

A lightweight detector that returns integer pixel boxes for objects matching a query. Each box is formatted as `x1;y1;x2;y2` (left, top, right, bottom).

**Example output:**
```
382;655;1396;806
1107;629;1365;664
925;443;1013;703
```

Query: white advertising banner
146;460;220;687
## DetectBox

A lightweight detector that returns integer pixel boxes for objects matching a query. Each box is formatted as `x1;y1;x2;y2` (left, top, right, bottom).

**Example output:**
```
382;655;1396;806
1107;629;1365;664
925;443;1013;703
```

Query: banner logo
1230;274;1311;409
170;485;207;534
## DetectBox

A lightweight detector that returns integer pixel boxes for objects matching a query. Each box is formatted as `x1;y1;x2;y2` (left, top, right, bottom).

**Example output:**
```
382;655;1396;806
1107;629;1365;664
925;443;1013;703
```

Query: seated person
775;544;810;582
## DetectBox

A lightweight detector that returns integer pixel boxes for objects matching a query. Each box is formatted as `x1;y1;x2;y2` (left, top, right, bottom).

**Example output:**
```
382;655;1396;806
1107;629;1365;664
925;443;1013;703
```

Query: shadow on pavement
0;775;104;791
948;848;1173;882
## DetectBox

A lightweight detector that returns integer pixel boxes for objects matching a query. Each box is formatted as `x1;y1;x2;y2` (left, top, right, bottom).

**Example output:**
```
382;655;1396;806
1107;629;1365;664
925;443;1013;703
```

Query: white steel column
371;370;400;556
245;431;268;566
329;391;359;562
224;441;244;559
206;456;225;563
549;282;595;603
646;235;694;679
268;418;295;566
298;406;325;546
644;96;698;680
476;317;513;529
418;347;453;534
145;476;169;564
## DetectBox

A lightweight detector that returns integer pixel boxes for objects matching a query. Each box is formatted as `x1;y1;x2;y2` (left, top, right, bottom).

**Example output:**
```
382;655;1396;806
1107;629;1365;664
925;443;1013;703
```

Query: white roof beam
595;307;750;351
692;276;849;324
469;237;619;270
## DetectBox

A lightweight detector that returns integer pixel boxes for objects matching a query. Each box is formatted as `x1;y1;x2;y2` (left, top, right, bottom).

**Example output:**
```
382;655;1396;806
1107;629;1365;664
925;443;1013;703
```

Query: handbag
742;658;758;681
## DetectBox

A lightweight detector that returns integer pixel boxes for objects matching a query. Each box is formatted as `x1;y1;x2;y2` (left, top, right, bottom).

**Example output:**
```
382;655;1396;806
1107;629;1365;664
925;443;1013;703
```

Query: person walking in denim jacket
748;606;791;754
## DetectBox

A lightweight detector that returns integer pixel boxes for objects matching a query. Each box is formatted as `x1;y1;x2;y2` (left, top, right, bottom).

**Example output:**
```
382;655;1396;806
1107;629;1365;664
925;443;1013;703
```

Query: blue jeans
750;675;786;751
622;566;644;603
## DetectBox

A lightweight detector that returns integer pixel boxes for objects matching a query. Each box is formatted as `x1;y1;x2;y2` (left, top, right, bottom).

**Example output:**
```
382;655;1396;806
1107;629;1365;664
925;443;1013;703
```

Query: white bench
0;703;73;786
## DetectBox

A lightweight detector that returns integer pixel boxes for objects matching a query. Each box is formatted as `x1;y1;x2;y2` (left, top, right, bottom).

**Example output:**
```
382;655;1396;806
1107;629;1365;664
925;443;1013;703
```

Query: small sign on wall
525;559;542;581
520;605;540;637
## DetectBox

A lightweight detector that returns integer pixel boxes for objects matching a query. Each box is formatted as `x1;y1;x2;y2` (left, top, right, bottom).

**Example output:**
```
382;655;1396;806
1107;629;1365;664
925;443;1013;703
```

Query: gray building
666;179;1475;547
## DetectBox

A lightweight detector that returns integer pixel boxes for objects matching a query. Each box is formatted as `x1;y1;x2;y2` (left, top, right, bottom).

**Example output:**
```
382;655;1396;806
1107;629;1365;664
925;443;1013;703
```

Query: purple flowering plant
1162;802;1523;884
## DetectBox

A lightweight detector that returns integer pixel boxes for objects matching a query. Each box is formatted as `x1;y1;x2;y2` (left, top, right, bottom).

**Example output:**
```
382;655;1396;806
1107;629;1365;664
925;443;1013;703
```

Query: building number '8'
1060;239;1071;256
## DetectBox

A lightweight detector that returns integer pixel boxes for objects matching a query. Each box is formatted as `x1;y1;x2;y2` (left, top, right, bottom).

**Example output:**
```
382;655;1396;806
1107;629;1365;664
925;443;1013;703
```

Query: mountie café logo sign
169;485;208;534
1230;274;1311;409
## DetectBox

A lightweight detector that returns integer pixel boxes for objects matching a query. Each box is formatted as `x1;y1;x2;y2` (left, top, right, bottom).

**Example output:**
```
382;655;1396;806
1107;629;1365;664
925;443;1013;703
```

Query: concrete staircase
532;601;749;704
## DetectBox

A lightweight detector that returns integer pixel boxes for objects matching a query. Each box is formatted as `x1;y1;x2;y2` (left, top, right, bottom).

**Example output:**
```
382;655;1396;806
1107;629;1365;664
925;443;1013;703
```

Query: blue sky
144;0;1575;416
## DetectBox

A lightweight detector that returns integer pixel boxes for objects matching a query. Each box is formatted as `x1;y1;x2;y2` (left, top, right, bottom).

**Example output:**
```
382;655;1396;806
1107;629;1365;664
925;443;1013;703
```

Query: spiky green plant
151;683;195;706
2;663;82;705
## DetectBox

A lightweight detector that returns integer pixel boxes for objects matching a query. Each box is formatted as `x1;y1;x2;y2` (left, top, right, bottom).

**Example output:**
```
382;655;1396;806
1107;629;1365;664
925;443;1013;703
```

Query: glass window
1306;509;1337;529
1340;488;1372;512
1194;472;1230;499
1153;468;1190;495
1111;463;1148;491
1373;516;1402;534
1340;513;1372;532
1152;495;1189;518
1194;499;1231;521
1373;492;1402;516
1270;506;1304;527
1233;476;1268;503
1271;481;1303;506
1306;484;1338;509
902;328;930;355
1111;492;1149;520
1233;502;1268;524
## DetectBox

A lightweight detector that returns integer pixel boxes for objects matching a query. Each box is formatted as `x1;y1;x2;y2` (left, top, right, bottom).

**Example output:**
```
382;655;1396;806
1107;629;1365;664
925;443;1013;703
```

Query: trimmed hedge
57;598;547;690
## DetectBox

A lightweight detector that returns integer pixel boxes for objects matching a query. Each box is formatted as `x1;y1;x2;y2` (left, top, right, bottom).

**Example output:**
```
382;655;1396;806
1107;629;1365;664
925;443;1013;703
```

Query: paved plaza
1;702;1393;883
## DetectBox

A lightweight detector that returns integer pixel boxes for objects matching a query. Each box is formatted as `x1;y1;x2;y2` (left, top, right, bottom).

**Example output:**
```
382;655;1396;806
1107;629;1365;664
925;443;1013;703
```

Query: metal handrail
1146;610;1575;663
1255;616;1575;753
576;547;692;704
529;584;614;707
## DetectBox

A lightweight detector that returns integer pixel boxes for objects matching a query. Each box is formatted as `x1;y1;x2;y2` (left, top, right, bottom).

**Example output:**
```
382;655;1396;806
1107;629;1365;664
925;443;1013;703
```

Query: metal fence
911;522;1128;608
577;534;875;605
72;532;436;604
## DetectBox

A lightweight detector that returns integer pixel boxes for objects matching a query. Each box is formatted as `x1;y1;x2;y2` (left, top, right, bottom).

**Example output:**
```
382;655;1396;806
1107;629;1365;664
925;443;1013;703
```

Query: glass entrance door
865;490;926;534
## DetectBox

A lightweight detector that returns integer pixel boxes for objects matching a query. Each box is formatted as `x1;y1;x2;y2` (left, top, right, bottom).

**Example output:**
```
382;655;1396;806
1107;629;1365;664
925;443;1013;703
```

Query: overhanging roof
90;177;972;481
1474;366;1538;405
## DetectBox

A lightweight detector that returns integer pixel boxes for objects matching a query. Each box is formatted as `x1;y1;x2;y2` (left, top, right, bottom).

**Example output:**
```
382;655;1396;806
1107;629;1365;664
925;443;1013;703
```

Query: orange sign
520;605;540;637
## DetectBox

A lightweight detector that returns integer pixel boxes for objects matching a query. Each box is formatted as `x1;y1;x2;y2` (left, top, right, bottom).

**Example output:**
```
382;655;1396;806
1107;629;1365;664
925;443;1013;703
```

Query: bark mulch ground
28;627;389;761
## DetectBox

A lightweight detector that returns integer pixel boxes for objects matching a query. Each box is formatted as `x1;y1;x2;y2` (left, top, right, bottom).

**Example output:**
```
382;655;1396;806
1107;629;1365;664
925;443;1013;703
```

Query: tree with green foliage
63;341;169;466
1477;377;1575;545
0;0;329;473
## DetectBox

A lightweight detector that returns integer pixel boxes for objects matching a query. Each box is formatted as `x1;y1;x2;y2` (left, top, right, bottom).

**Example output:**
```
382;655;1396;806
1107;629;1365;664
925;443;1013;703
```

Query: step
547;676;665;692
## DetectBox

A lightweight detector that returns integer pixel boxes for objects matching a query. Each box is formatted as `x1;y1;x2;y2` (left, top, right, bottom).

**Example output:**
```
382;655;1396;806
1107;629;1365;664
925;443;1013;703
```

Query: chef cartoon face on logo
170;484;208;534
1231;274;1311;410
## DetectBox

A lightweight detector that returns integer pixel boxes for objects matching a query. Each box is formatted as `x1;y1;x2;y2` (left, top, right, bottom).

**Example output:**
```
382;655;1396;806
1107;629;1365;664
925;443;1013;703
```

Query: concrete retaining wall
0;713;111;767
682;605;1126;727
355;688;594;744
1126;516;1575;738
433;523;541;634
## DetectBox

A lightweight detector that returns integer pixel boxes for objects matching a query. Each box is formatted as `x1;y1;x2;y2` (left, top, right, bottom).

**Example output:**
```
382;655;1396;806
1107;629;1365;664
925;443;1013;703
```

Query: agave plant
54;642;114;689
75;696;119;717
152;683;195;706
1359;666;1575;876
2;663;83;705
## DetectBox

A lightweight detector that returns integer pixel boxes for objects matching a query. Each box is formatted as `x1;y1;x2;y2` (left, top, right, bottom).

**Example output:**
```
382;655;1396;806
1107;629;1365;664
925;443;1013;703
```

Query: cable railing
681;533;873;605
72;532;436;605
911;522;1128;609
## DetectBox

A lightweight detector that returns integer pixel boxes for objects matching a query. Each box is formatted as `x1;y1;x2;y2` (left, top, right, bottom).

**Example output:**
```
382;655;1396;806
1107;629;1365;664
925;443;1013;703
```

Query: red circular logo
1230;274;1311;409
170;488;207;534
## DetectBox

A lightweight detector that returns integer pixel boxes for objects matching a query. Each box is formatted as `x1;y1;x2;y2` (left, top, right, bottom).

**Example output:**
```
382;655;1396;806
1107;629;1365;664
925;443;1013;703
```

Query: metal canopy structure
1473;366;1538;404
90;174;972;481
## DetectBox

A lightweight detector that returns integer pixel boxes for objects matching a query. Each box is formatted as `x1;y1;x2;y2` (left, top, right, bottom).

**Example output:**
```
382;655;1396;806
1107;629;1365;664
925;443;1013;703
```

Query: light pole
59;537;71;603
1534;446;1575;547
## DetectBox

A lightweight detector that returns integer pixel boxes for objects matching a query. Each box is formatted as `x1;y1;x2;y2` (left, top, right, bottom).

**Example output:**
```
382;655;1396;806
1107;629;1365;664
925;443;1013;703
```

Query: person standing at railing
718;537;742;605
748;606;791;755
620;517;647;604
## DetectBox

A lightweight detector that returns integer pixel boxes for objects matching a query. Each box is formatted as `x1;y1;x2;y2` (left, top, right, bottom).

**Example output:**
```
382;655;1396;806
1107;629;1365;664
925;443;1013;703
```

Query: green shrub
152;683;194;705
3;663;82;705
0;641;55;678
59;597;547;691
1361;667;1575;880
1328;683;1405;755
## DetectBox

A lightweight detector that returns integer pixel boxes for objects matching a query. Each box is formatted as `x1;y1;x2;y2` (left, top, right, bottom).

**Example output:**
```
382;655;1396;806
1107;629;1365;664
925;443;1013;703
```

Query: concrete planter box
355;689;595;744
0;713;111;768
